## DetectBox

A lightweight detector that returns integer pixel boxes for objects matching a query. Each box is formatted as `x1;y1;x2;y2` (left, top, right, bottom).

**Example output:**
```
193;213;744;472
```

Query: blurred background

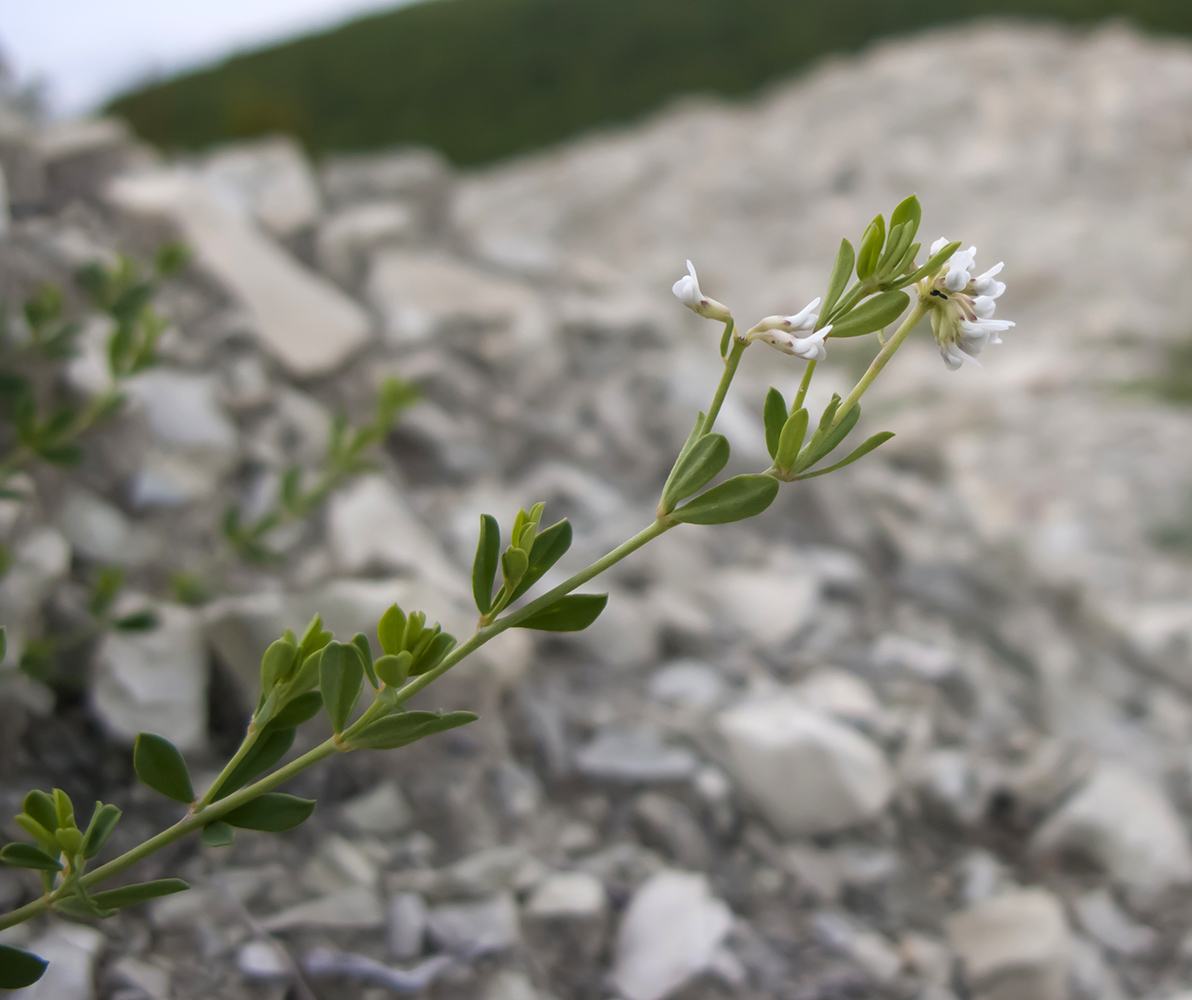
5;3;1192;1000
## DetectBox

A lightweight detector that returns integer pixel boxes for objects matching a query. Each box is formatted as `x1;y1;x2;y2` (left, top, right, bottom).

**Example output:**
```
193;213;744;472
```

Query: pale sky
0;0;426;117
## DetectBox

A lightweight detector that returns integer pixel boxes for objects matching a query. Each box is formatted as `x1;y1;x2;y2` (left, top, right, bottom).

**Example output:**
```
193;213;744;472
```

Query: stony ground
2;18;1192;1000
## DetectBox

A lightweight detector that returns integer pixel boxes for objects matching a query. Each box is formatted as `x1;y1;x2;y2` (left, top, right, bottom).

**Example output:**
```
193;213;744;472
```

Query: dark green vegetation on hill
107;0;1192;165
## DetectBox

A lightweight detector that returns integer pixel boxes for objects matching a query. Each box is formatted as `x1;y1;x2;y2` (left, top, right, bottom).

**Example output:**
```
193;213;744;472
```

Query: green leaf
516;593;608;632
134;733;195;804
37;443;84;466
88;567;125;617
855;214;886;280
509;519;573;602
875;221;908;277
826;290;910;338
472;513;500;614
889;195;921;242
56;827;83;855
822;239;855;321
671;474;780;525
0;625;6;663
201;821;234;847
91;878;189;911
270;691;323;728
501;547;529;586
0;944;47;989
22;790;58;834
54;891;115;920
763;388;788;461
660;433;730;512
775;407;809;471
320;641;364;734
349;710;479;750
155;240;191;276
719;320;732;358
210;727;296;801
222;793;315;832
374;652;412;688
798;400;861;472
113;610;158;632
0;842;62;871
410;631;455;675
796;431;896;479
82;802;122;859
14;814;55;849
351;632;378;689
659;411;706;505
53;789;75;829
298;614;332;660
377;604;407;656
899;240;962;287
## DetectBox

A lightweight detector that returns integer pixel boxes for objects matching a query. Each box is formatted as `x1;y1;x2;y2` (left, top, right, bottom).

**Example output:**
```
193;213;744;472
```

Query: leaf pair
377;605;456;681
472;508;573;617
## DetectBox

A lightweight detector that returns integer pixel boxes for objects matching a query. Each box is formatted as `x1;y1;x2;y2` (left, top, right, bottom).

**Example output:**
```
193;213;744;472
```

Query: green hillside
107;0;1192;166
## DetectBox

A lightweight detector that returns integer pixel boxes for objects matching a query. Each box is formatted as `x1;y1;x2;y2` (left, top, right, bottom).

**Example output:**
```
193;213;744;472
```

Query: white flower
745;299;831;361
672;260;732;322
921;238;1014;370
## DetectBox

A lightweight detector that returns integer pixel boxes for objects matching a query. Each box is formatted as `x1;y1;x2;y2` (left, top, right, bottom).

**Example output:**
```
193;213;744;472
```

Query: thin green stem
792;360;817;412
704;336;747;435
829;298;929;432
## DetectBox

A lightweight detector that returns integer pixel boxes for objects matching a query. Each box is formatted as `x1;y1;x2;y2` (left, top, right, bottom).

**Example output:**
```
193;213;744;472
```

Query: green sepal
763;388;788;461
501;547;529;587
0;842;62;871
899;240;961;287
133;733;195;804
210;727;296;801
515;593;608;632
375;652;413;688
472;514;501;614
82;802;122;859
378;603;407;656
826;290;910;338
320;641;364;735
23;790;58;834
201;821;235;847
259;637;299;694
795;431;895;479
822;239;855;321
55;827;83;856
90;878;189;911
269;691;324;729
775;408;810;471
856;215;886;281
670;475;780;525
660;433;730;512
348;710;479;751
0;944;47;989
222;793;315;832
351;632;379;689
508;519;573;603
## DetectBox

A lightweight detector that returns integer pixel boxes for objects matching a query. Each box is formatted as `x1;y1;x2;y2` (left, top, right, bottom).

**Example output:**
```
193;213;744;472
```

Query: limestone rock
1031;761;1192;900
259;886;384;931
9;922;105;1000
197;135;322;237
340;781;413;836
945;889;1072;1000
574;727;699;784
611;869;733;1000
106;168;371;376
316;200;421;285
91;603;207;752
427;893;520;955
715;695;894;835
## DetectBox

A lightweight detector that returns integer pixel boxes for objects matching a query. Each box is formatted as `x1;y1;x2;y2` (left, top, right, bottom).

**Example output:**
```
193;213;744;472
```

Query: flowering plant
0;195;1009;988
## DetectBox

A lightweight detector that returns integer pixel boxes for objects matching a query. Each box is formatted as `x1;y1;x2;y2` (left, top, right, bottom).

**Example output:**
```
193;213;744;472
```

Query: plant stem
704;336;747;435
829;298;928;432
792;359;817;412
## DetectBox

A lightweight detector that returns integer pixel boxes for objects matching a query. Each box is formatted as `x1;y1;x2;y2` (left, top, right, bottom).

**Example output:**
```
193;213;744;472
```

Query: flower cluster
920;238;1014;370
743;300;831;361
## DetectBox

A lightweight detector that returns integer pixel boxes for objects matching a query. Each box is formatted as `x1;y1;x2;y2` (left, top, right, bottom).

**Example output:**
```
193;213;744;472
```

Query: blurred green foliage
106;0;1192;166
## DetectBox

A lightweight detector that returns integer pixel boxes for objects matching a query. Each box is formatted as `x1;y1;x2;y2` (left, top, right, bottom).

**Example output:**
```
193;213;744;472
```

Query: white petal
944;268;970;292
973;295;997;319
784;296;822;331
930;236;950;255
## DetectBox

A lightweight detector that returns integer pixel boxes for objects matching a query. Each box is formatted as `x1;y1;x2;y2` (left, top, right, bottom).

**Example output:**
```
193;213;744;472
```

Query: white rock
326;475;466;594
126;369;238;454
259;886;384;931
236;940;290;981
1031;761;1192;900
484;970;541;1000
707;563;819;647
9;922;105;1000
91;603;207;752
321;146;449;210
0;527;70;661
1071;889;1157;956
871;633;958;679
715;695;894;835
525;872;606;920
340;781;413;835
56;489;143;565
316;200;420;284
107;168;371;376
575;727;699;783
197;135;322;237
387;892;427;960
367;248;547;347
945;889;1072;1000
611;869;733;1000
427;893;520;955
791;667;883;725
648;659;728;710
